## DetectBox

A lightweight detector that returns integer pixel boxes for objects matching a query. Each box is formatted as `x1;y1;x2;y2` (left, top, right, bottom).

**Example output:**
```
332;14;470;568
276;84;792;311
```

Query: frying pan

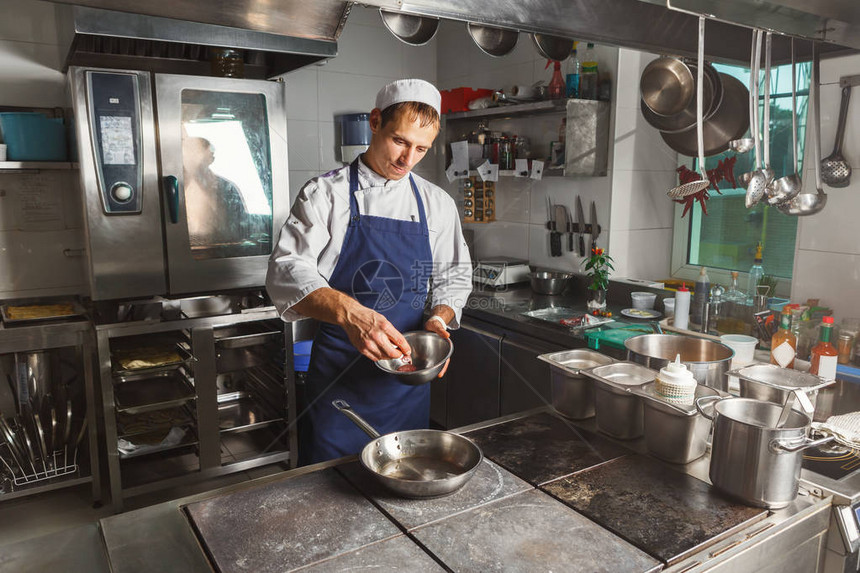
333;400;482;498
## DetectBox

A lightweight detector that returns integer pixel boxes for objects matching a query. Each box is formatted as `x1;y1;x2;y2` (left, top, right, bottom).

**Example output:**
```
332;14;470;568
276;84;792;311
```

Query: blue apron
300;159;433;465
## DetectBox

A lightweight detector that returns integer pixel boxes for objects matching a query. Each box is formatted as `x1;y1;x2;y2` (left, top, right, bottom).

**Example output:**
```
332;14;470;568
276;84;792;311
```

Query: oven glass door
155;74;288;294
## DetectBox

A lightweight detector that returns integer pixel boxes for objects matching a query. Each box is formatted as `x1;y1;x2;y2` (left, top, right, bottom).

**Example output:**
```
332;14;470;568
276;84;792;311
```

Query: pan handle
695;395;723;420
332;400;381;439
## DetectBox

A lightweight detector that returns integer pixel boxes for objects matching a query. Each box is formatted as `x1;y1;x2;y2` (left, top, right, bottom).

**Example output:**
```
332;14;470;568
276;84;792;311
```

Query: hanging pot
660;73;750;157
696;395;833;509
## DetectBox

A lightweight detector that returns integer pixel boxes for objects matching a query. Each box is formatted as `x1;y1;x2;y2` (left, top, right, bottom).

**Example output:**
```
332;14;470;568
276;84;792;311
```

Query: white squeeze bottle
674;283;691;330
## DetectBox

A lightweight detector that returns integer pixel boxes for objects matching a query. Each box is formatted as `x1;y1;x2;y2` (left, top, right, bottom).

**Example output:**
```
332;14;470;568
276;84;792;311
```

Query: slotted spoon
820;83;853;187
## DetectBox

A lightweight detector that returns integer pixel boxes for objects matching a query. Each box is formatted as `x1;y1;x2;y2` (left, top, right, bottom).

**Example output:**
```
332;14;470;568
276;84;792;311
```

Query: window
671;61;810;296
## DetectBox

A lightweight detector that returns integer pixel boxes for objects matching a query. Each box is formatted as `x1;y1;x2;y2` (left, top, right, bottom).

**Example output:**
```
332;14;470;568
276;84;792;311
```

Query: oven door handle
163;175;179;224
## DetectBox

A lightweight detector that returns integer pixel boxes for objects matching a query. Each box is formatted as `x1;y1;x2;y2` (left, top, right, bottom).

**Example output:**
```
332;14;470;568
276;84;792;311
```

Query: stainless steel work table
96;407;832;573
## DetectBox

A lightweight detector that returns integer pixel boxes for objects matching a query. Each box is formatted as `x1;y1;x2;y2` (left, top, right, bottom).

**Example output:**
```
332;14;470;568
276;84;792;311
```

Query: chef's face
365;106;439;180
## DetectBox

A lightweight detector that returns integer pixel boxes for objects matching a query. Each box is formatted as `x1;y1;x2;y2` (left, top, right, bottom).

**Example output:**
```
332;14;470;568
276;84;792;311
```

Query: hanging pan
532;33;574;61
380;9;439;46
467;23;519;57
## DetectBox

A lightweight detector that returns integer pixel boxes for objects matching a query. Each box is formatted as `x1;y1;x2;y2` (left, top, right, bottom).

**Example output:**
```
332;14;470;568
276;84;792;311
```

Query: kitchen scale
472;257;530;288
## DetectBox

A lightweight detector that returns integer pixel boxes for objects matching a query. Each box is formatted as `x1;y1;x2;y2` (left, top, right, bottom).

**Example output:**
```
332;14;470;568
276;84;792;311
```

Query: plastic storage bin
440;87;493;113
0;112;68;161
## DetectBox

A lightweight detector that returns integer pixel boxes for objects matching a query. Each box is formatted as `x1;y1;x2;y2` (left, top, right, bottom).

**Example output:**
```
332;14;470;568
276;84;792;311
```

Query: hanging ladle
668;16;710;199
768;37;802;205
741;31;770;206
779;40;828;216
746;31;776;208
820;83;853;187
728;31;758;155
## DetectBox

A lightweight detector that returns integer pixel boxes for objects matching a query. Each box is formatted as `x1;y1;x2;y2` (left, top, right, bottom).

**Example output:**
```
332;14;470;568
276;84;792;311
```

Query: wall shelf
0;161;78;173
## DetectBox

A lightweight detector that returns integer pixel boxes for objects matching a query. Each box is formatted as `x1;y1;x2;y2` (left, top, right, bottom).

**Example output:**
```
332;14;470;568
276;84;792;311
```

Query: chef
267;79;472;465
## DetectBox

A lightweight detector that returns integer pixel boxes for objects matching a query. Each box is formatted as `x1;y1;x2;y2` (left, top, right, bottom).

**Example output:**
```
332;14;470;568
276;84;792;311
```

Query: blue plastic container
294;340;313;373
0;112;67;161
339;113;371;146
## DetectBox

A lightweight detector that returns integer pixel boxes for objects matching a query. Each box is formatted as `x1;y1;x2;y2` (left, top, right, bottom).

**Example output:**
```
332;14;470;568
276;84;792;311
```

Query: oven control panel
86;71;143;214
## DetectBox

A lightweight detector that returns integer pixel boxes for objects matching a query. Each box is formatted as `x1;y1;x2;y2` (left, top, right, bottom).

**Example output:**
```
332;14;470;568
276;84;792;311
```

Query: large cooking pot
624;333;733;391
697;396;833;509
333;400;483;498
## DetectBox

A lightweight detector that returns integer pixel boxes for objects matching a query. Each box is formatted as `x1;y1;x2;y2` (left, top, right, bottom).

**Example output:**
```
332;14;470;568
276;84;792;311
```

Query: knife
575;197;586;257
554;205;567;257
565;206;574;252
590;201;600;251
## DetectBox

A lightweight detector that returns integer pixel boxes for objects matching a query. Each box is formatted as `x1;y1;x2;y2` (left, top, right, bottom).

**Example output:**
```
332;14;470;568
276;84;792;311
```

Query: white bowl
719;334;758;367
631;292;657;310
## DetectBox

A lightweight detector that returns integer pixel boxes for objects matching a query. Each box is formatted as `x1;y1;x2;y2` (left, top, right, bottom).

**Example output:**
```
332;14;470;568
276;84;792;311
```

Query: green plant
582;247;614;291
757;274;779;295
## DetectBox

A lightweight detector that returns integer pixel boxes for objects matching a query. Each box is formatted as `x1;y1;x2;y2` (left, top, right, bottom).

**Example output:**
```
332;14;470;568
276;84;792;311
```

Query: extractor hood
55;4;345;79
359;0;856;65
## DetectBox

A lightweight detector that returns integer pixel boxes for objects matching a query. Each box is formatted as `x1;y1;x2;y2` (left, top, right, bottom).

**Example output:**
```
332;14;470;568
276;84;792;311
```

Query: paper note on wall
530;160;544;180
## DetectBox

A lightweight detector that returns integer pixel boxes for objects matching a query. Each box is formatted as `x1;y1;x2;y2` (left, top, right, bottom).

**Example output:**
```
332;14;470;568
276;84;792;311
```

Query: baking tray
117;404;196;438
215;329;281;349
114;369;196;415
0;300;87;325
118;427;198;460
112;343;194;376
218;398;282;434
727;363;835;393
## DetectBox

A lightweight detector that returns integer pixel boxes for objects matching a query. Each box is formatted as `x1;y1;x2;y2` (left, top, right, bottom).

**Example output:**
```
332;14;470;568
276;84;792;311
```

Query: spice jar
838;332;854;364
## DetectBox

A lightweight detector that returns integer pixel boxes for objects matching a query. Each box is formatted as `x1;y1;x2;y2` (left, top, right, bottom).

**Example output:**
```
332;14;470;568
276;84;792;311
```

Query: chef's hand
424;314;451;378
343;305;411;362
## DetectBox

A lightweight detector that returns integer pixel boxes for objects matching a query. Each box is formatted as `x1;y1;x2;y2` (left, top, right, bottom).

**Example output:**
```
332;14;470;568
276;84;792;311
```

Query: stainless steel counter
96;407;833;573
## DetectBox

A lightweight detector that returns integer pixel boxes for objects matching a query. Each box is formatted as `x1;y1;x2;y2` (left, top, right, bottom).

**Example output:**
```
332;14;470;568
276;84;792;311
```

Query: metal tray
727;363;834;393
118;427;198;460
537;349;615;375
218;398;282;434
522;307;613;330
114;369;196;415
112;343;194;376
0;300;87;325
583;361;656;390
117;405;196;439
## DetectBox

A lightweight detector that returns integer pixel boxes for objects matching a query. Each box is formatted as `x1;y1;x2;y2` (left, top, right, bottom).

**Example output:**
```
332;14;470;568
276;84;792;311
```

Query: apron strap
349;157;428;236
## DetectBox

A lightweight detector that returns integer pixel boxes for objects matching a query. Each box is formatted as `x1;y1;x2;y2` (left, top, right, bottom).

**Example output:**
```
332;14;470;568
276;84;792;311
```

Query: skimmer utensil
820;83;853;187
746;31;775;208
668;16;710;199
728;31;757;155
768;38;802;205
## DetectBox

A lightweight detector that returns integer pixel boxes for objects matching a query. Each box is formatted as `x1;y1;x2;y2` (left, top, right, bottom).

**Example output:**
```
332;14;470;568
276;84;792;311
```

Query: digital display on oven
99;115;135;165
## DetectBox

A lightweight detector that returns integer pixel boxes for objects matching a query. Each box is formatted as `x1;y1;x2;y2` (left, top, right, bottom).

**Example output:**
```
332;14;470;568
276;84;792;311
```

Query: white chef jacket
267;157;473;328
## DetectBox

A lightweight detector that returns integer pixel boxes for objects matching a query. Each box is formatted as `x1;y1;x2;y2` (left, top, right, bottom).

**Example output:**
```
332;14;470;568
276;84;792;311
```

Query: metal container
529;271;572;295
696;396;832;509
634;382;719;464
376;331;454;385
730;363;834;410
537;349;615;419
582;362;655;439
565;99;611;176
624;334;734;391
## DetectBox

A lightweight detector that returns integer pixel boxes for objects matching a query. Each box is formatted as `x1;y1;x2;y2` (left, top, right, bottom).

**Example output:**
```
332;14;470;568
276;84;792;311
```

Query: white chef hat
375;79;441;116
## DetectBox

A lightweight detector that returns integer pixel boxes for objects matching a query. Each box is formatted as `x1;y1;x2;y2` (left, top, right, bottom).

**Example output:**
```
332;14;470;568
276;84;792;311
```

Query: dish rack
0;412;85;489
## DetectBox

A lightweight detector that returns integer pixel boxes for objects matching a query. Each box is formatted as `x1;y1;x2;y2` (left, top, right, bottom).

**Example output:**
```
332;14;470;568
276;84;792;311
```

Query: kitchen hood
55;4;344;79
360;0;856;65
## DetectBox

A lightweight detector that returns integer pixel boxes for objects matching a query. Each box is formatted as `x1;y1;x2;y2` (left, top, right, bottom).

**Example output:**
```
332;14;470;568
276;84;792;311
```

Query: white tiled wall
435;20;619;280
608;49;678;281
791;53;860;321
278;5;439;202
0;0;86;298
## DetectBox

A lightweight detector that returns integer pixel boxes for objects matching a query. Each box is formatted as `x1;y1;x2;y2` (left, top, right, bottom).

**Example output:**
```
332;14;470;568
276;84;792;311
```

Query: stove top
802;441;860;482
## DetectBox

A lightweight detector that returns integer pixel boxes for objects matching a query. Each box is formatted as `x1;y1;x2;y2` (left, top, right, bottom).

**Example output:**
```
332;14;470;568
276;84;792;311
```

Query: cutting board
584;324;654;350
